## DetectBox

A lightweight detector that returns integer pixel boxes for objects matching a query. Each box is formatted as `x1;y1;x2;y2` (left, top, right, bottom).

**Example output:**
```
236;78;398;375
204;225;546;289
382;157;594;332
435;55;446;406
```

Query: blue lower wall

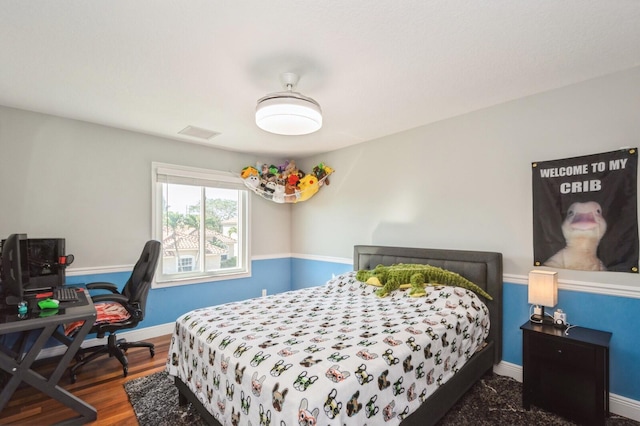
67;257;347;330
67;257;292;330
290;257;352;290
68;257;640;403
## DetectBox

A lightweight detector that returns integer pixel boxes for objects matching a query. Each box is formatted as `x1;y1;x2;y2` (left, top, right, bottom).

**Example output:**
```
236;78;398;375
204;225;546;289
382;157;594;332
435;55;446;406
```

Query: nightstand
521;321;612;426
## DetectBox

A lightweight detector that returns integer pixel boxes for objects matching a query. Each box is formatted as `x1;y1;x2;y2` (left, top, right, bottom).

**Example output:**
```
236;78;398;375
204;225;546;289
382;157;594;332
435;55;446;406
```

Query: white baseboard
493;360;640;422
610;393;640;423
493;360;523;382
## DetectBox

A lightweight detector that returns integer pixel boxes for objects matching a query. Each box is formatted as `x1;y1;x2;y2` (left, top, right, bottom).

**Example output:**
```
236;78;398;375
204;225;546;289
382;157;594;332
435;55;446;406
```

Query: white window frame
151;162;251;287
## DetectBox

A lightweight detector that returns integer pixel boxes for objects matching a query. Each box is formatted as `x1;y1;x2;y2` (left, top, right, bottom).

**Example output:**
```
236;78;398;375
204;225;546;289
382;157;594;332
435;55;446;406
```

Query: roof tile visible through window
162;227;230;256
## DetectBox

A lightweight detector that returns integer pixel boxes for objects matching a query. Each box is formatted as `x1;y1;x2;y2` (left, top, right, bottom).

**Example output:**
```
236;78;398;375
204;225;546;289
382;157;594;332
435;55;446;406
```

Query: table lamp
528;270;558;324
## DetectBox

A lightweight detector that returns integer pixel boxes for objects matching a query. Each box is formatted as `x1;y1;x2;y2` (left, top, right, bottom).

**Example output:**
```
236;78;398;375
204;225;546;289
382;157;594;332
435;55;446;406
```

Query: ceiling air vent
178;125;220;140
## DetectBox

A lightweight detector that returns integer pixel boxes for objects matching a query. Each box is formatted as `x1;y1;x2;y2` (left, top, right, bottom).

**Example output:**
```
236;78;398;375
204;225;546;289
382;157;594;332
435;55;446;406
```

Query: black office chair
69;240;161;383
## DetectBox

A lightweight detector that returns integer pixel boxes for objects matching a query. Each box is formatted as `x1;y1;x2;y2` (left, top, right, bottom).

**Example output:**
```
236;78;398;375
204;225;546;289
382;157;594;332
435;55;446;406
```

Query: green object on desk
39;308;59;317
38;298;60;310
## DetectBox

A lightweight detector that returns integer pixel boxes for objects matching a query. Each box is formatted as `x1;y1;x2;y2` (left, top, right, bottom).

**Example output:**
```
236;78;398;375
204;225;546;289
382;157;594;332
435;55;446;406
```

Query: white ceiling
1;1;639;157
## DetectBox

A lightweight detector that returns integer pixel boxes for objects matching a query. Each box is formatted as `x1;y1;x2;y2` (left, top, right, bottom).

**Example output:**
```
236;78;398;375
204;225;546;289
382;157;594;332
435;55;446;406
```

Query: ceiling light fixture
255;72;322;136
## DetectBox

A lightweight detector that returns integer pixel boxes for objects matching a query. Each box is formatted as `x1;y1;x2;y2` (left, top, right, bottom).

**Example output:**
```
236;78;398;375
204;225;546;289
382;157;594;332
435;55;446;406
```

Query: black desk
0;290;97;425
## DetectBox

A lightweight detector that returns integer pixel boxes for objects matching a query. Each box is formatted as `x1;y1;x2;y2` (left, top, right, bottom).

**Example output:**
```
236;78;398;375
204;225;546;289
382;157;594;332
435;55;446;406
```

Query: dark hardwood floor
0;334;171;425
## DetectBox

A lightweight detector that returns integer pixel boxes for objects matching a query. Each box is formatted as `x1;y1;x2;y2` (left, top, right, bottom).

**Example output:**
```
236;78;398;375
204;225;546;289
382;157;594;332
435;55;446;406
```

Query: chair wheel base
70;335;155;382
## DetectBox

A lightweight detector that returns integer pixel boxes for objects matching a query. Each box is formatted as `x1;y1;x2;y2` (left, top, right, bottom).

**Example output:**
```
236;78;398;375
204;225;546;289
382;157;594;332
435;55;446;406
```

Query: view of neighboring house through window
152;163;250;286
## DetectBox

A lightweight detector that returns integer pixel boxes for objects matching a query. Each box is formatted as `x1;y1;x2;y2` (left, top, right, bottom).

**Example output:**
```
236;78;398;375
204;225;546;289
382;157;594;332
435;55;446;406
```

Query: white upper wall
294;66;640;289
2;65;639;290
0;108;291;268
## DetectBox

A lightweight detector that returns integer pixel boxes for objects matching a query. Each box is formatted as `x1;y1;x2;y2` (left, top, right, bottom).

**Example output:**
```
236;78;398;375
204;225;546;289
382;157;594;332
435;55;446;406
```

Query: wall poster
532;148;638;273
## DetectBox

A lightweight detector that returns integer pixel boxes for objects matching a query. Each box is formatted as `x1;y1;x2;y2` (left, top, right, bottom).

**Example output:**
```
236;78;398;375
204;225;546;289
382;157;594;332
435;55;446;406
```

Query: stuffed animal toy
245;174;260;190
285;160;297;176
296;175;319;202
241;166;259;179
241;160;332;203
273;184;285;203
355;263;492;300
260;180;276;199
277;160;290;174
287;173;300;187
312;163;334;186
257;162;269;176
284;183;297;203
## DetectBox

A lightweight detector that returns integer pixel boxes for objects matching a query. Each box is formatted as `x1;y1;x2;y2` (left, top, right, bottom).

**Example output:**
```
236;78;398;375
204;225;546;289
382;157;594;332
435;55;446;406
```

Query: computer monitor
0;233;29;305
25;238;66;290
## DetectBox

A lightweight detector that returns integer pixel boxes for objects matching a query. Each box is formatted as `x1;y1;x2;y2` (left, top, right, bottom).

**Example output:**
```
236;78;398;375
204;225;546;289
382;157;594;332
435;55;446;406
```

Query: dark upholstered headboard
354;245;503;365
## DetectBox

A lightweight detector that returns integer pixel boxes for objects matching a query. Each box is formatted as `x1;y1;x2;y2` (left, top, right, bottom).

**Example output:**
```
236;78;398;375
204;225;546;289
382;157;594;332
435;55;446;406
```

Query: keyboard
53;287;79;302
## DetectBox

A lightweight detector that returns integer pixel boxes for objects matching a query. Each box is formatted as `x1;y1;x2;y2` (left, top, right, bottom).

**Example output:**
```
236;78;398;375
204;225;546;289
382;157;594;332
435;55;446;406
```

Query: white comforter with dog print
166;271;489;425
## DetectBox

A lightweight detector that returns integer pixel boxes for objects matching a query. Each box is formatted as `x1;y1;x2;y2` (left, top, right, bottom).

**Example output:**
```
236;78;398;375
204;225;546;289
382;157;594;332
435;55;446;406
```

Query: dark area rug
438;373;639;426
125;371;639;425
124;371;207;426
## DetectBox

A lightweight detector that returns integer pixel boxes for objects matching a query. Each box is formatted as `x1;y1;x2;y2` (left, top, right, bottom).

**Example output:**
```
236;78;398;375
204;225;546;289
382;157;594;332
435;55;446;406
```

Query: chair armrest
90;293;129;305
86;282;119;293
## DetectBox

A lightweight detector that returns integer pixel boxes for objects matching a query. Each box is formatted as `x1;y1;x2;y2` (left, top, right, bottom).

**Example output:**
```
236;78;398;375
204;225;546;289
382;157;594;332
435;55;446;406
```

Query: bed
166;245;503;425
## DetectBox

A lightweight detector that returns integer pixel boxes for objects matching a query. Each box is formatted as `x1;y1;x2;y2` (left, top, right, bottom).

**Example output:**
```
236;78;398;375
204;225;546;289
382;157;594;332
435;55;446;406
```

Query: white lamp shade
256;94;322;136
528;270;558;307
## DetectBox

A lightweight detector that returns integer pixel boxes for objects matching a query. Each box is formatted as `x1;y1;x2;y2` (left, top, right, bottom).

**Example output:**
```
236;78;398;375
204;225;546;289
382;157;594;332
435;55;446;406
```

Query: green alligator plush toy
355;263;492;300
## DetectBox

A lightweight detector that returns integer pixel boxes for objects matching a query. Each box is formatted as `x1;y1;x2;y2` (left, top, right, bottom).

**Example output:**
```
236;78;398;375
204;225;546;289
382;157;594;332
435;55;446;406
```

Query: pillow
64;302;131;336
324;271;379;296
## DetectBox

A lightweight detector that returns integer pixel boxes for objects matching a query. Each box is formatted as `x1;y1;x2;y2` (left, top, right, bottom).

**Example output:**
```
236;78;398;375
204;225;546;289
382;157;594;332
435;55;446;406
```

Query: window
177;256;194;272
152;163;250;286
